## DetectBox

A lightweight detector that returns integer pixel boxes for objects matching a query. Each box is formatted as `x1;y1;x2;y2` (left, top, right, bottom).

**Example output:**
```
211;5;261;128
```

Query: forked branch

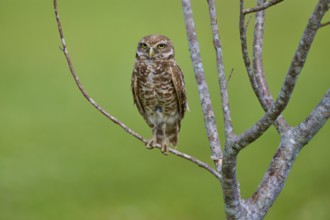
235;0;329;153
248;90;330;219
239;0;288;135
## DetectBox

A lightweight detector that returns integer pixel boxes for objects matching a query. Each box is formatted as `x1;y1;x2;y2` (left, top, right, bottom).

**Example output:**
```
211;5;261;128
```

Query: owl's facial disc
136;36;174;60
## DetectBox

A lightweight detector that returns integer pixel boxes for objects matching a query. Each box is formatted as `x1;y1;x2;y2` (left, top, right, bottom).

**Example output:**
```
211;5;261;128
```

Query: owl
131;34;187;154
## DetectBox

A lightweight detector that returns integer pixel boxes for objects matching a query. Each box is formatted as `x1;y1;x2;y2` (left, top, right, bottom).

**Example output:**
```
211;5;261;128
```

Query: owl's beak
149;47;155;58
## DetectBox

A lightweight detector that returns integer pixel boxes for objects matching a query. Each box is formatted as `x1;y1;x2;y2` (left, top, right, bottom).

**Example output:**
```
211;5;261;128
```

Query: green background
1;0;329;219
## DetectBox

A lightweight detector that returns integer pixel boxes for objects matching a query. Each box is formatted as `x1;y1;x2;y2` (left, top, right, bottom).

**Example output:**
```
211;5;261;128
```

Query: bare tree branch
275;0;329;109
295;89;330;146
239;0;254;81
243;0;284;15
252;0;289;133
239;0;266;110
239;0;288;135
247;130;302;219
252;0;270;108
54;0;144;143
207;0;234;139
235;0;329;153
220;153;243;219
248;90;330;218
170;148;222;179
206;1;241;218
53;0;221;180
182;0;222;172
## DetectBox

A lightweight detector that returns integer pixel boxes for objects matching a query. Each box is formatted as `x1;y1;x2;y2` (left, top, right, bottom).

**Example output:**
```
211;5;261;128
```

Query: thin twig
243;0;284;15
245;15;253;32
320;21;330;28
170;148;222;179
54;0;145;143
239;0;254;79
53;0;221;180
182;0;222;173
227;68;234;82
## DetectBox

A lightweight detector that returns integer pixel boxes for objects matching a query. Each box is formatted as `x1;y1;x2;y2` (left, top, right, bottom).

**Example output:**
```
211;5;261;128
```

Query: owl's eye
140;43;148;49
157;43;166;49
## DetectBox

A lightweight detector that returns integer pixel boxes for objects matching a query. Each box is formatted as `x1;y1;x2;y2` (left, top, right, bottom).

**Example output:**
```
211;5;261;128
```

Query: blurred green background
0;0;329;219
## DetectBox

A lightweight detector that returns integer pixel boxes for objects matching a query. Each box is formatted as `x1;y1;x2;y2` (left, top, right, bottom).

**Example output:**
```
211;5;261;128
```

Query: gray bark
182;0;329;219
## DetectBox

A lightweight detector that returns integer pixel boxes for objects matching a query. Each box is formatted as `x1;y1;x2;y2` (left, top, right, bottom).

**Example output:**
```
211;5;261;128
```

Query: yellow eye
157;43;166;49
140;43;148;49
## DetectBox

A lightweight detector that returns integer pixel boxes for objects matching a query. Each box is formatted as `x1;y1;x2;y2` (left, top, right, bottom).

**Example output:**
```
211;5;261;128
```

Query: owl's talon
146;140;155;149
161;144;169;155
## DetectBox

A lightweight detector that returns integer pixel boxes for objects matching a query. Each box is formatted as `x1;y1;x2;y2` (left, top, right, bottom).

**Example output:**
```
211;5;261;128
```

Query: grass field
0;0;329;219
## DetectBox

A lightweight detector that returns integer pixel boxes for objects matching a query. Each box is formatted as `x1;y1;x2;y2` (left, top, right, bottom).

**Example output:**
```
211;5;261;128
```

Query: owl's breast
137;62;177;115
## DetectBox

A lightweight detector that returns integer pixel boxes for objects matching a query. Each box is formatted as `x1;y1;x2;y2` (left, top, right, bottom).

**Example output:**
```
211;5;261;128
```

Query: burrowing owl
131;34;187;154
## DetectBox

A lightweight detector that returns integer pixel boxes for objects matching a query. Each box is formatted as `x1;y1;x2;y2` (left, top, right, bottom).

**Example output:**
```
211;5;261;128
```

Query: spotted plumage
131;34;187;154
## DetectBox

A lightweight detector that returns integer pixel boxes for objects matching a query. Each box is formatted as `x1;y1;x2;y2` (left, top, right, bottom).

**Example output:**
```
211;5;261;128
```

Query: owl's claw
160;143;169;155
146;138;156;149
145;138;169;155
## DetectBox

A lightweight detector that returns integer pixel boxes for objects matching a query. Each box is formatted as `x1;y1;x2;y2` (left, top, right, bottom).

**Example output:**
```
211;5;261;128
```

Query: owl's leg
146;126;158;149
146;125;169;155
166;123;179;149
160;122;169;155
146;125;168;154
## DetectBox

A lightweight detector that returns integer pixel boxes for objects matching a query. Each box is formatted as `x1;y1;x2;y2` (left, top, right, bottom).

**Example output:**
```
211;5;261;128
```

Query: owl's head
136;35;175;60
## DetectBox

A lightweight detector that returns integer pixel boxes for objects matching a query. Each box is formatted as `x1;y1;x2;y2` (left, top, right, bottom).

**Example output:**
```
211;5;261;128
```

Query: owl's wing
169;62;187;119
131;69;146;119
